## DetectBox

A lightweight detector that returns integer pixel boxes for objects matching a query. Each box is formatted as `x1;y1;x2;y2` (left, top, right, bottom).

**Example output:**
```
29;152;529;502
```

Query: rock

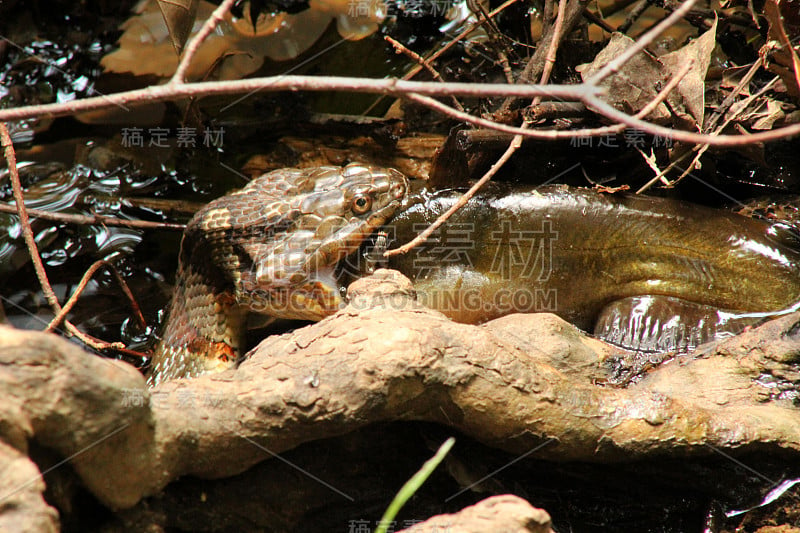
400;495;553;533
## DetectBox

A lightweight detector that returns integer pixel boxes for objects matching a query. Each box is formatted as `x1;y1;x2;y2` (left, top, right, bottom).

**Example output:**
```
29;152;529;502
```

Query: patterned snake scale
148;163;410;385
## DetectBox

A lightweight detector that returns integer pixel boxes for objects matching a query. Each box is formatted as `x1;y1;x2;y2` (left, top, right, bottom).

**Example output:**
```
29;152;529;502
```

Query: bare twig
583;9;617;34
705;53;766;133
635;73;780;194
385;133;524;257
636;55;766;194
170;0;237;84
468;0;517;83
526;101;588;120
540;0;570;91
635;146;668;186
669;76;781;187
0;77;592;122
1;122;140;354
47;260;147;334
617;0;651;34
583;95;800;145
0;122;117;349
400;82;800;146
0;203;185;230
516;0;588;86
0;72;797;145
587;0;697;85
384;35;465;112
386;0;572;257
402;55;691;141
385;36;442;82
399;0;523;83
0;0;796;149
469;57;690;140
1;122;62;317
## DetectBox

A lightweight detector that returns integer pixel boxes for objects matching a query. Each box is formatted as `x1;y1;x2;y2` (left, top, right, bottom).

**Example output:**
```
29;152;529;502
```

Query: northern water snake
148;164;800;384
148;163;411;385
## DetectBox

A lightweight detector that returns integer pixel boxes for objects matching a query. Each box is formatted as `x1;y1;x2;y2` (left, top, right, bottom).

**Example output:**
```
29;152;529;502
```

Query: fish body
383;185;800;351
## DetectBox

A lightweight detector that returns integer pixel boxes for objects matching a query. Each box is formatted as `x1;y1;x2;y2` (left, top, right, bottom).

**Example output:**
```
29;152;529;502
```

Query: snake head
154;163;414;384
191;163;413;321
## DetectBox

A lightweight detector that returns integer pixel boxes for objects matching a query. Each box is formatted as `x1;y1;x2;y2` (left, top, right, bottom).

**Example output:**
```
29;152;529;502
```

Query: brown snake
148;163;411;385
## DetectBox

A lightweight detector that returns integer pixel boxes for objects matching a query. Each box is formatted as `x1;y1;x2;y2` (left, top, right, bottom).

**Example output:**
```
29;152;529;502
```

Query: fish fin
594;296;757;352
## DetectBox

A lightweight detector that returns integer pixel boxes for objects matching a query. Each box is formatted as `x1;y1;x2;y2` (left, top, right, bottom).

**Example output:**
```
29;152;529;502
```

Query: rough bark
0;269;798;526
0;440;59;533
0;326;154;509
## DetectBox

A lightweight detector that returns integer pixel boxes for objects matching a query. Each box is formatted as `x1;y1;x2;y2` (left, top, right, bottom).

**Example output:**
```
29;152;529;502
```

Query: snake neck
147;263;246;386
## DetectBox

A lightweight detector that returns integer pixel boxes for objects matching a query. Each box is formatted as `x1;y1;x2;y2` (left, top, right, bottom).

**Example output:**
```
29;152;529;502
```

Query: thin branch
516;0;588;85
1;122;136;354
635;148;694;193
47;260;147;334
705;53;767;133
0;122;108;349
385;133;524;258
540;0;570;93
0;203;185;230
0;0;796;149
587;0;697;85
0;122;62;317
669;76;780;187
400;53;684;139
170;0;237;84
384;35;465;112
0;77;593;122
466;58;691;143
401;87;800;146
618;0;651;33
400;0;523;83
386;0;572;257
526;101;588;120
385;36;442;82
583;9;617;34
583;95;800;145
1;67;792;147
636;59;773;193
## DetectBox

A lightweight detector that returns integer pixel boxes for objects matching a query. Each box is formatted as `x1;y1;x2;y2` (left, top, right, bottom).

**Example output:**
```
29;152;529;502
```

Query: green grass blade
375;436;456;533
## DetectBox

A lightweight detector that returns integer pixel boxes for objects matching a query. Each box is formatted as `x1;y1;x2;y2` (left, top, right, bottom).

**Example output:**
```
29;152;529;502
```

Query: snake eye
352;195;372;215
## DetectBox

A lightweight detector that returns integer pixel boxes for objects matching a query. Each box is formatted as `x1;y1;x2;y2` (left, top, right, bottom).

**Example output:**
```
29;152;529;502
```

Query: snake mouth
398;177;430;211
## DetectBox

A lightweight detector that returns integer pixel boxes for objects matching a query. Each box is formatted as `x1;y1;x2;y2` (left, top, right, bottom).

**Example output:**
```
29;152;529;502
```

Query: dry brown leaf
156;0;199;55
578;25;718;130
660;18;718;128
101;1;332;80
720;65;754;95
749;98;786;129
577;33;672;123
